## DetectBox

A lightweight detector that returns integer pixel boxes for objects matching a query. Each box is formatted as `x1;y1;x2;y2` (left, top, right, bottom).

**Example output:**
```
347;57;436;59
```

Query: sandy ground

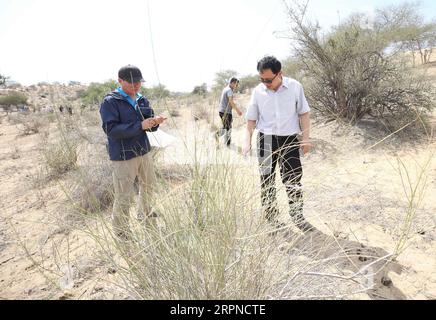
0;91;435;300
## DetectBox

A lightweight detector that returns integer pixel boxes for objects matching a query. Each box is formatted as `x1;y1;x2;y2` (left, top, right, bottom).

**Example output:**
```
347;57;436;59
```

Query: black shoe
297;221;315;232
290;213;315;232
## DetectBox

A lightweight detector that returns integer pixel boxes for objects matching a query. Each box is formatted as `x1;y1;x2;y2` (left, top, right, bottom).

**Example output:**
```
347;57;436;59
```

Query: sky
0;0;435;92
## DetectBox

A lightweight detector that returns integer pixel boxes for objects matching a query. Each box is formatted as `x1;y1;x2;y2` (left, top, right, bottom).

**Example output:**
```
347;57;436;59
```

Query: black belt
259;132;298;139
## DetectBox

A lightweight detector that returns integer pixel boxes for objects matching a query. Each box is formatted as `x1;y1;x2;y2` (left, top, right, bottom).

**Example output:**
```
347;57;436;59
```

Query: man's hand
242;143;251;156
153;115;167;125
298;112;311;156
141;118;156;130
299;140;313;156
142;115;167;130
243;120;256;157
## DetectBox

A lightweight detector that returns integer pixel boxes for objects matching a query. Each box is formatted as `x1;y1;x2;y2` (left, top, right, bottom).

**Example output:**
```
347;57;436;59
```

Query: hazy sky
0;0;435;92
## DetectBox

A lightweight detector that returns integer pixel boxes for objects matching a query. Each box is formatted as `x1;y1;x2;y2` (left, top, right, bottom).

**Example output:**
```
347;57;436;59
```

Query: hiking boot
295;220;315;232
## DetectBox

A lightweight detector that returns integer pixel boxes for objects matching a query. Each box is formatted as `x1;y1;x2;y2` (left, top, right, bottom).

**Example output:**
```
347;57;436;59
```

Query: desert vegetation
0;1;435;301
281;1;436;130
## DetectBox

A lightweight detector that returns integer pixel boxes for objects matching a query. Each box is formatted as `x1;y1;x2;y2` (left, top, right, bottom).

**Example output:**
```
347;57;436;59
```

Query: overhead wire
144;0;286;161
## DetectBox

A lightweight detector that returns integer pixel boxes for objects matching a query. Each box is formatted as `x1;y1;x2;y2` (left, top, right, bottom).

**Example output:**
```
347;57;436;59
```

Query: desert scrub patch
42;136;78;178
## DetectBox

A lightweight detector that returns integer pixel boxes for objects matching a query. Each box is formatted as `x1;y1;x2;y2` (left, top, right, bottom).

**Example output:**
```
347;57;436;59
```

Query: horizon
1;0;435;92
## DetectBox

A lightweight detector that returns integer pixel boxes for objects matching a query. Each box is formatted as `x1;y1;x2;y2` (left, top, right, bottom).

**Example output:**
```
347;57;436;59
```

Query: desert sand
0;84;435;300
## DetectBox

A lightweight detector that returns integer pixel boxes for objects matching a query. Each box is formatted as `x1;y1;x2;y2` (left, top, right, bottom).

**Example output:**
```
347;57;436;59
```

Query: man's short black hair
229;77;239;84
257;56;282;74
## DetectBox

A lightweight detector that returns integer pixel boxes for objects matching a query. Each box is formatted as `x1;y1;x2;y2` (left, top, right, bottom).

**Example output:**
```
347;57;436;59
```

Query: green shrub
142;84;171;100
212;70;238;93
80;80;118;106
0;92;28;113
0;74;8;86
238;75;259;93
8;113;47;135
192;83;208;96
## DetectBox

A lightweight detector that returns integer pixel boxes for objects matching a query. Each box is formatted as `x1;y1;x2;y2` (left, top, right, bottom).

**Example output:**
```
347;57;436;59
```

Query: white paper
147;129;177;148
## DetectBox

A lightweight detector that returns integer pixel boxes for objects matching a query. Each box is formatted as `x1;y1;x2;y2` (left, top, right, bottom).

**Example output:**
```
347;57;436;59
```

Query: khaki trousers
111;153;156;234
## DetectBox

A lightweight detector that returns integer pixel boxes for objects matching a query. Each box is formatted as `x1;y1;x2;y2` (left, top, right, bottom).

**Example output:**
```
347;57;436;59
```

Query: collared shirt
245;77;310;136
117;87;142;110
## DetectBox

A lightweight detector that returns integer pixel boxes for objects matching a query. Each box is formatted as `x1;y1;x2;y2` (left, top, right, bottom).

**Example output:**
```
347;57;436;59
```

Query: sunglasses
259;73;279;84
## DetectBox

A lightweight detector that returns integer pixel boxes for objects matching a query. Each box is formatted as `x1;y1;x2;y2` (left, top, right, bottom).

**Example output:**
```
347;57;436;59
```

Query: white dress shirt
245;76;310;136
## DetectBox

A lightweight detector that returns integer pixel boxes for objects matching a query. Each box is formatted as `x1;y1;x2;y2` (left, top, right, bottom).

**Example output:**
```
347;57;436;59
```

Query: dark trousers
217;112;233;146
257;133;303;220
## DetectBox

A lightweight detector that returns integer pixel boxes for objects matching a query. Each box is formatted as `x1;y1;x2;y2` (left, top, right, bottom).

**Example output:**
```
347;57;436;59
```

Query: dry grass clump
8;113;47;135
160;101;181;118
42;136;78;178
98;163;282;299
168;106;181;117
155;163;192;186
87;156;394;300
192;103;212;122
55;110;114;214
68;161;114;214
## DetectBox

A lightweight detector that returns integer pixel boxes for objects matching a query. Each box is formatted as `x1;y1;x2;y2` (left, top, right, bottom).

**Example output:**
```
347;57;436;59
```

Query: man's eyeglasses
259;73;279;84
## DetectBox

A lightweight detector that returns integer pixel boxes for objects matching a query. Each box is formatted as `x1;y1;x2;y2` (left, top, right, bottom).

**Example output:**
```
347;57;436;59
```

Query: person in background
216;77;243;147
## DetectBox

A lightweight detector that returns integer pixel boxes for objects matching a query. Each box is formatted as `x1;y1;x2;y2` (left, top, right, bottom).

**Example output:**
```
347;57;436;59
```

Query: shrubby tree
374;2;436;65
0;74;8;87
81;80;172;106
0;91;28;114
212;70;238;93
80;80;118;106
192;83;208;96
142;84;171;100
283;1;435;129
238;75;259;93
281;57;305;79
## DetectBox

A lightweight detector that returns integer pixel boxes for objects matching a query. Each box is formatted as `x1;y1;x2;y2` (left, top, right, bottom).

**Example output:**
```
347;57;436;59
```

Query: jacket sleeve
100;98;143;140
140;98;159;132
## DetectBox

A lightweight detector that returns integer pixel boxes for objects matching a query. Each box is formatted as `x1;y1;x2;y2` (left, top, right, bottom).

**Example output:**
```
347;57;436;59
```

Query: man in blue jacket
100;65;166;239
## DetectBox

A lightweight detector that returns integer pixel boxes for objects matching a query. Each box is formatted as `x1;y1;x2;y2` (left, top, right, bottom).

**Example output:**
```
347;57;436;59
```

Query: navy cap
118;65;144;83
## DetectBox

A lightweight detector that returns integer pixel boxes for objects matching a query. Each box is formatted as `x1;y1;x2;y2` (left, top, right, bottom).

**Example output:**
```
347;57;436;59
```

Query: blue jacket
100;90;158;161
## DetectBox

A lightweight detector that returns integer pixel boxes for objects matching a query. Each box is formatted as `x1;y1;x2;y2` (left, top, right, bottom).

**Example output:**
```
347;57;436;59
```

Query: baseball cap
118;65;144;83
